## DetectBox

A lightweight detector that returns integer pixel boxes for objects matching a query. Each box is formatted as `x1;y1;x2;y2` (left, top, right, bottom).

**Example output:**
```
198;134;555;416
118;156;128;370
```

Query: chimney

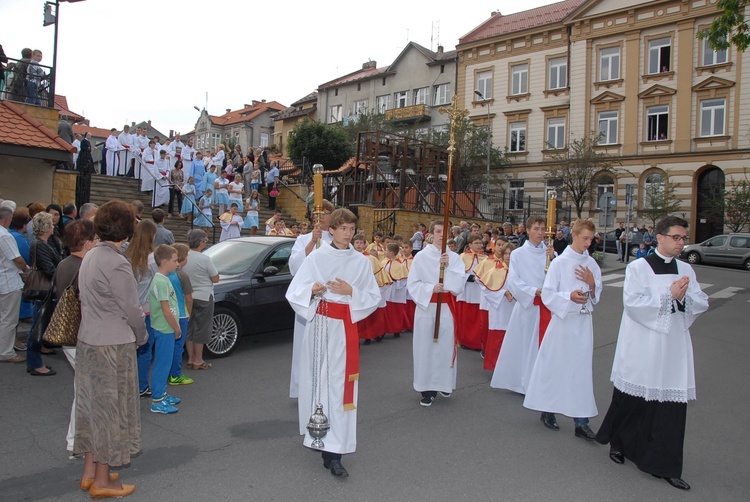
491;10;502;16
362;60;377;70
252;100;261;106
148;120;151;126
226;108;231;113
169;129;174;138
131;121;135;127
437;45;444;54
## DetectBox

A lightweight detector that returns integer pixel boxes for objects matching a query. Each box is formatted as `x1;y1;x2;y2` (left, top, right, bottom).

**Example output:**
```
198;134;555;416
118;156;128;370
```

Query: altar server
286;208;380;478
523;219;602;440
408;220;467;407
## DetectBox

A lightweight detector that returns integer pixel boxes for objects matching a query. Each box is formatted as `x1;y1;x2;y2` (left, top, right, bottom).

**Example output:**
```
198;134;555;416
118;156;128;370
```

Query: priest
490;217;554;394
287;200;334;399
286;208;380;478
523;219;602;440
596;216;708;491
408;220;467;407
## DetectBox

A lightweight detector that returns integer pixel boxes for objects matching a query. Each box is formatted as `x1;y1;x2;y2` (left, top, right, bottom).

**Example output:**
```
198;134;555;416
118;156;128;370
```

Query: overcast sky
2;0;553;135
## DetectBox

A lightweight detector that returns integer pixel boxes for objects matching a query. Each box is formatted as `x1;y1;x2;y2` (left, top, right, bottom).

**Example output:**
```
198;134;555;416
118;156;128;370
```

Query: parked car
681;233;750;271
596;229;646;258
202;236;296;357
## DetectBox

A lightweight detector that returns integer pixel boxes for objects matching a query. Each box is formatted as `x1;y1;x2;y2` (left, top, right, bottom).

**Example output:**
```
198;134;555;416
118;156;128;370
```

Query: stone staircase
88;175;292;244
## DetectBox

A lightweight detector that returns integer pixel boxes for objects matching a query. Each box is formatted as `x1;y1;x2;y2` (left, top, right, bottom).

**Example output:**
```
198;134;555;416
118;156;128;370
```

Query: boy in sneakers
168;244;194;387
149;244;183;414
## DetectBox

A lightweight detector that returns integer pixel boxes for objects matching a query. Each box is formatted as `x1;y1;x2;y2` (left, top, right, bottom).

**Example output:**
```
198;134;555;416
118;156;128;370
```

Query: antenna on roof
205;91;208;112
406;28;409;43
431;20;434;51
437;20;440;47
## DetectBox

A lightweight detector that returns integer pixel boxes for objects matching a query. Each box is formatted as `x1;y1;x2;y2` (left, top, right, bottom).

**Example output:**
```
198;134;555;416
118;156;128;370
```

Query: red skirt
455;302;484;350
405;300;416;331
384;302;410;334
357;307;386;340
483;329;506;371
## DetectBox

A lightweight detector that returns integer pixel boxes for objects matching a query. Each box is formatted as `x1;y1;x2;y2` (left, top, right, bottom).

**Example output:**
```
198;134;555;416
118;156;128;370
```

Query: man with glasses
596;216;708;491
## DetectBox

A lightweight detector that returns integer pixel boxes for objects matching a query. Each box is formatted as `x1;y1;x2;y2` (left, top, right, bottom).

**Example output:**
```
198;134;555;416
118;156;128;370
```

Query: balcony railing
384;104;430;123
1;57;55;108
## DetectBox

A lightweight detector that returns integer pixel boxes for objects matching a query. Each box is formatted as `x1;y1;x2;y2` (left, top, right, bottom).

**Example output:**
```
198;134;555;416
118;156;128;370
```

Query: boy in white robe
140;141;157;192
286;208;380;478
153;150;171;208
104;129;120;176
218;203;243;241
407;220;467;407
596;216;708;491
287;201;333;399
523;219;603;440
490;216;554;394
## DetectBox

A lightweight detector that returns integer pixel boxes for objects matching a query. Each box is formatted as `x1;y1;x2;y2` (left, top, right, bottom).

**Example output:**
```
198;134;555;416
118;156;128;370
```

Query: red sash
430;293;458;366
146;161;154;164
533;296;552;347
316;301;359;411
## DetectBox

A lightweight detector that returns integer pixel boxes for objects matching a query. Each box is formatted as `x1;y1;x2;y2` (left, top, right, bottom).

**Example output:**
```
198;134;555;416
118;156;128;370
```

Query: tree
639;171;682;227
544;133;619;218
723;175;750;232
287;120;355;170
697;0;750;52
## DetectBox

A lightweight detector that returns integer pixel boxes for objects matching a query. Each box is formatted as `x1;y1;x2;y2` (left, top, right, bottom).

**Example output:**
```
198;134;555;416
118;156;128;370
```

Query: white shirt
0;226;24;294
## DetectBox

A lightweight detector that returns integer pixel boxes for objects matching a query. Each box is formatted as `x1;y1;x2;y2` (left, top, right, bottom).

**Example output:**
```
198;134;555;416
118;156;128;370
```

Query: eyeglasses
662;234;688;242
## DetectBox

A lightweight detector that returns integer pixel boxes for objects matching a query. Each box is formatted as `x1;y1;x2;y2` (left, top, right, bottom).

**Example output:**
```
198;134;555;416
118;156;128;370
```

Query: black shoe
439;391;452;398
328;459;349;478
609;447;625;464
540;412;559;431
480;350;485;359
393;333;400;338
363;339;371;346
652;475;690;491
420;395;435;407
139;386;152;398
375;335;384;342
574;424;597;441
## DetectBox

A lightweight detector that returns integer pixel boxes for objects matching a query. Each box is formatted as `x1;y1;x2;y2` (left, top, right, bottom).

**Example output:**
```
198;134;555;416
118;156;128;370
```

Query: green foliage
545;133;620;218
640;171;682;227
697;0;750;52
341;112;395;143
287;120;355;170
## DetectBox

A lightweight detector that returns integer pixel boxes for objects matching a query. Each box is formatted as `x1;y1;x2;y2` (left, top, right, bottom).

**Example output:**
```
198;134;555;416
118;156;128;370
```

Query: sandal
193;362;212;370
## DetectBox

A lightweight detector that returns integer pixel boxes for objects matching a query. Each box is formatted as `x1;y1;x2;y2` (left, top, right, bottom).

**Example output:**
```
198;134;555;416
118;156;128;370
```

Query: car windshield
203;241;269;275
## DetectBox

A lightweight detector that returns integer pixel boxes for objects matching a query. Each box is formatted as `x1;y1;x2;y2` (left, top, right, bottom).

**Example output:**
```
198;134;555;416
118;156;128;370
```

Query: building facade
457;0;749;242
190;100;286;155
317;42;457;137
272;91;318;157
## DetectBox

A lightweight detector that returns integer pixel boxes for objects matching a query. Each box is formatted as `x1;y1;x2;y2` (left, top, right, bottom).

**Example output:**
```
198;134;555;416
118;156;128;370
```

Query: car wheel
686;251;701;265
744;258;750;272
207;307;240;358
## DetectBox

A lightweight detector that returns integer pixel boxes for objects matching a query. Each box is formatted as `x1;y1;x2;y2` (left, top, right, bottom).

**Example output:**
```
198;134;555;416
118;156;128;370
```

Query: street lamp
44;0;86;108
474;90;491;193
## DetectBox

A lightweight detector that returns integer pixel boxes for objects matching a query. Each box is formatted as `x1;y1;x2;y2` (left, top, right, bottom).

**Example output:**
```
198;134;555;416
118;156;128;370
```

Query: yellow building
271;92;318;157
457;0;749;242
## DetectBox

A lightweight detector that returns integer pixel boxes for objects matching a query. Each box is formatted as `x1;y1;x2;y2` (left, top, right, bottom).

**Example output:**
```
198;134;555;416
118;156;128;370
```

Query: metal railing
1;57;55;108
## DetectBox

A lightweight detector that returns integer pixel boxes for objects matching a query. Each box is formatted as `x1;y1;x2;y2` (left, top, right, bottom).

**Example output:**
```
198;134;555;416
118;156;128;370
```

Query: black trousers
168;188;183;215
321;451;342;462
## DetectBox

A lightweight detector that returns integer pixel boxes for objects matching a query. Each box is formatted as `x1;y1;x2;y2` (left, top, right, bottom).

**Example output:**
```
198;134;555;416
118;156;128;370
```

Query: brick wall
52;169;77;205
276;184;309;224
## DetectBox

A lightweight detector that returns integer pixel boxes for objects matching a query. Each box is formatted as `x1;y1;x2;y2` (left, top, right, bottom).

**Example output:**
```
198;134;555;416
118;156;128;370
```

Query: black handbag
22;241;52;301
30;276;56;345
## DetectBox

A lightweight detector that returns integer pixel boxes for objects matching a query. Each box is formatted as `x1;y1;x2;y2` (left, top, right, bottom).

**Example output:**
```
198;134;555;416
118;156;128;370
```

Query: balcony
384;104;431;123
2;57;55;108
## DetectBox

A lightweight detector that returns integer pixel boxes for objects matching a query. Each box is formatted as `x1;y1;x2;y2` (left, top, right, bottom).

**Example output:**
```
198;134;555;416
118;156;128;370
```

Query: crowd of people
1;46;48;105
287;208;708;493
97;128;283;233
0;189;708;496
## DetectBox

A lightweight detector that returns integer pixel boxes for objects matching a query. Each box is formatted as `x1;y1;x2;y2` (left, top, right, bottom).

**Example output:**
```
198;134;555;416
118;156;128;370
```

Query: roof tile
0;101;75;153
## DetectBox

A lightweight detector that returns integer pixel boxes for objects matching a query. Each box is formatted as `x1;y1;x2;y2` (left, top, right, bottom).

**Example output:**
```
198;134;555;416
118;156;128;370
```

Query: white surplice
611;252;709;402
288;231;333;399
219;213;243;241
523;247;603;418
104;135;120;176
140;147;157;192
153;157;170;207
117;132;133;175
490;241;548;394
407;244;467;394
286;241;380;454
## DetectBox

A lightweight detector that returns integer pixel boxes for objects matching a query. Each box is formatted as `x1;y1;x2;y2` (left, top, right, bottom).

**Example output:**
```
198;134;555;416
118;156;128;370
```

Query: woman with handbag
51;220;97;458
27;212;61;376
74;200;147;498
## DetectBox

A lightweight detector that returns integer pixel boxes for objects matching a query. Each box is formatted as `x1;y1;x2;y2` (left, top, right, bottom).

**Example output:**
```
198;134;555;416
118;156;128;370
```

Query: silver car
681;233;750;271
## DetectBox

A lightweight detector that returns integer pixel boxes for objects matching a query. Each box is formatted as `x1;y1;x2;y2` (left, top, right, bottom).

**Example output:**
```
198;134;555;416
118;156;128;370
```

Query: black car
203;236;296;357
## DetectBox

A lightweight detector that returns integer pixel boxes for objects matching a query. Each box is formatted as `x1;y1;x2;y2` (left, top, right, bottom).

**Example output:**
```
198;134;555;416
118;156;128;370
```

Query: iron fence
1;57;55;108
